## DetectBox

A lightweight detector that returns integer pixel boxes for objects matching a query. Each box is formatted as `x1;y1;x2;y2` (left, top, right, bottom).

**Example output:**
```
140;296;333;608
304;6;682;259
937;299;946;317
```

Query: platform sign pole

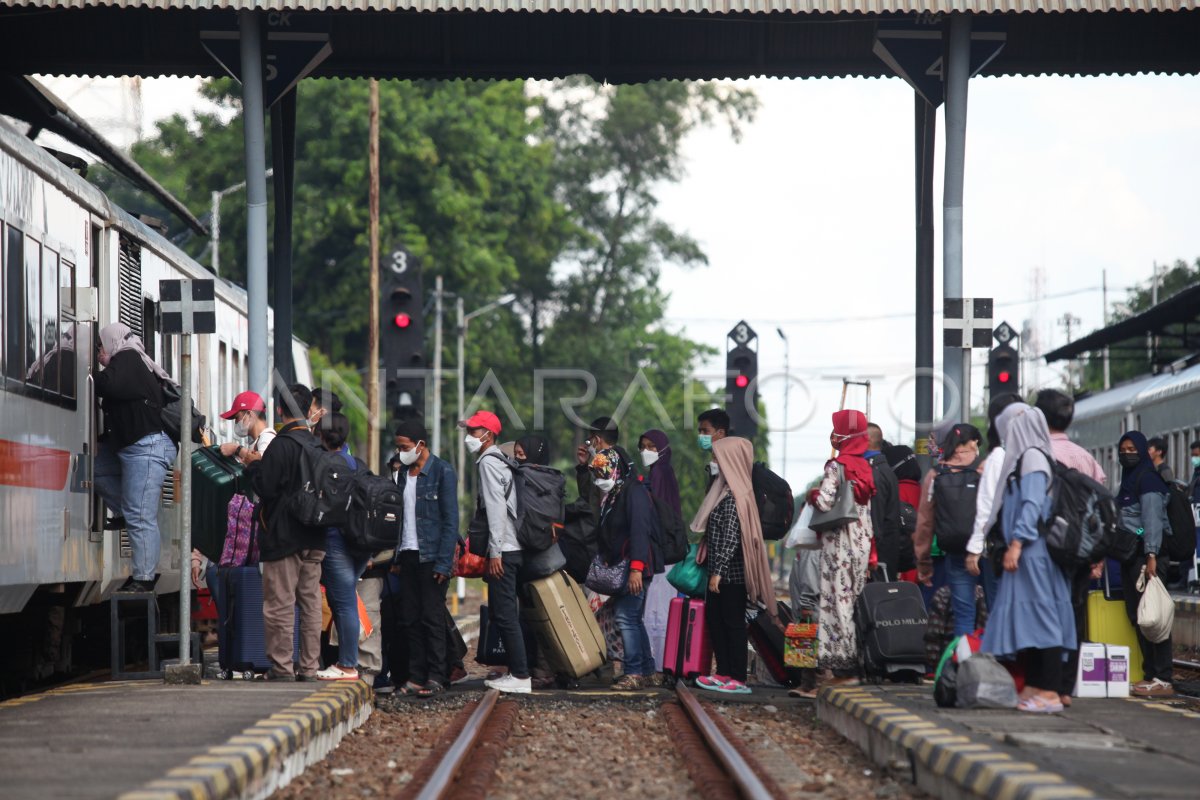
160;278;216;685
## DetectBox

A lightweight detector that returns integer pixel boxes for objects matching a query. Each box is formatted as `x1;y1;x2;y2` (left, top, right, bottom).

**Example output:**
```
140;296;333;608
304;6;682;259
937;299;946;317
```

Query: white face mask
398;444;422;466
233;417;251;439
708;461;720;476
640;450;660;468
465;434;484;454
593;477;615;493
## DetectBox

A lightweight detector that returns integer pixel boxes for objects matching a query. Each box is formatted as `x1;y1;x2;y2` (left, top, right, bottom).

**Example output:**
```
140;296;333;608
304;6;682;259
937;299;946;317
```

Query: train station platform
0;678;372;800
818;683;1200;800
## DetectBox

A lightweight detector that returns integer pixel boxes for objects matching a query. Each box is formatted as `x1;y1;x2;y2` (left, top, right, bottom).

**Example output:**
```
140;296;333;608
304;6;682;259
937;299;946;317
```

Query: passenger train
0;118;310;686
1069;359;1200;487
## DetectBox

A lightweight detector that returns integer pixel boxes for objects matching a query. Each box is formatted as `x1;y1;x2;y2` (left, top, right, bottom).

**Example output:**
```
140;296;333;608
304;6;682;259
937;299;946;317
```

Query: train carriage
0;118;309;680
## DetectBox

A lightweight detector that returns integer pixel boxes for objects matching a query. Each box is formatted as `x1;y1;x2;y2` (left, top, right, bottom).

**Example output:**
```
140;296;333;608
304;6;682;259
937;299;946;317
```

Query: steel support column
239;10;270;395
271;88;297;387
915;91;936;446
942;13;971;420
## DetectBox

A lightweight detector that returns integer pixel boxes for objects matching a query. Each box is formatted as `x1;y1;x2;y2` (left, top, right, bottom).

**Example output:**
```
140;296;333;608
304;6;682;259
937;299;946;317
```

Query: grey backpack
482;452;566;552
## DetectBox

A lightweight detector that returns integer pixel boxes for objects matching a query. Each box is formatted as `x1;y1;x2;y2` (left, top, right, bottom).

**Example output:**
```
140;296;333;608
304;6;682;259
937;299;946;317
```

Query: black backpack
289;432;353;528
155;379;206;444
752;462;794;541
1011;450;1117;571
1163;481;1197;563
475;453;566;553
932;461;980;555
642;481;687;564
343;470;404;554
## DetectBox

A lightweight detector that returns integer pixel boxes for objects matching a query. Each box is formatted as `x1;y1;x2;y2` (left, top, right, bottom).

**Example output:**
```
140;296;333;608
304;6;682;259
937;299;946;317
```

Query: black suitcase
748;601;805;687
208;565;299;677
855;577;928;682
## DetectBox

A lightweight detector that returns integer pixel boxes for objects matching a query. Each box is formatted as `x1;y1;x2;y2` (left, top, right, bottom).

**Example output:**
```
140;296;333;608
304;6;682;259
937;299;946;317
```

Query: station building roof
0;2;1198;82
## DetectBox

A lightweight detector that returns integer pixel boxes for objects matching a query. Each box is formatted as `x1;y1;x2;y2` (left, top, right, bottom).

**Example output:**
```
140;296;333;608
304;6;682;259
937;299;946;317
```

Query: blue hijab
1117;431;1169;507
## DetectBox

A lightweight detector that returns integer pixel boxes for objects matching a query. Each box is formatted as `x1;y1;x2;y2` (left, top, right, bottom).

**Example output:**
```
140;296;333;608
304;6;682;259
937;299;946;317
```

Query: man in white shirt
462;410;529;694
218;390;276;463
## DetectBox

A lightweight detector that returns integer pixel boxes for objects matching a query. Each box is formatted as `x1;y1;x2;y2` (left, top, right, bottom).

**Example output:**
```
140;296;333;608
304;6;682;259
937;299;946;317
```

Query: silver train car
0;118;310;678
1068;362;1200;487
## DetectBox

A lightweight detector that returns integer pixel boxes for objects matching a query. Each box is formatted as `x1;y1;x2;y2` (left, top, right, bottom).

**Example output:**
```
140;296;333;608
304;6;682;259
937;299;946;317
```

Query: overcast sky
36;73;1200;484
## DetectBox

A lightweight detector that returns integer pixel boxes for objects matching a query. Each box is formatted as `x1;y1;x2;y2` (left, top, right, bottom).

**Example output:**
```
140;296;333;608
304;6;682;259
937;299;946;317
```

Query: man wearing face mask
462;410;530;693
218;391;275;463
697;408;731;489
388;420;459;697
309;388;342;439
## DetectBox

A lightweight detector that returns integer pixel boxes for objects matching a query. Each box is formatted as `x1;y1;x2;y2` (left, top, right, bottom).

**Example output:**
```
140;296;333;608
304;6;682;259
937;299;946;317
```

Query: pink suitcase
663;597;712;684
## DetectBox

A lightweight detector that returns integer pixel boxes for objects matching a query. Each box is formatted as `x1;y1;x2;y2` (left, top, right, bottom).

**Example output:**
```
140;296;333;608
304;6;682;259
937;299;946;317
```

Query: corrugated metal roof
1;0;1195;13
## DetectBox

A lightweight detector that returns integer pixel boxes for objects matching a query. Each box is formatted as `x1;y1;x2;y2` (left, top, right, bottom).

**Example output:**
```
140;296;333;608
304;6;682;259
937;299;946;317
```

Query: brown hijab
690;437;776;619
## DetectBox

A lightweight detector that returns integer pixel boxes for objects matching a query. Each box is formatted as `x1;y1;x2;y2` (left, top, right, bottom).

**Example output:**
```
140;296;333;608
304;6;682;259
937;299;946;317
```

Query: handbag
467;501;490;558
783;503;821;550
585;554;630;596
809;463;858;533
454;538;486;579
1136;566;1174;643
666;543;708;598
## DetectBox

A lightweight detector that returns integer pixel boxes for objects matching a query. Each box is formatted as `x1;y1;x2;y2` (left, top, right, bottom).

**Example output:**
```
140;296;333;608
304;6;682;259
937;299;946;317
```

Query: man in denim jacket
390;419;459;696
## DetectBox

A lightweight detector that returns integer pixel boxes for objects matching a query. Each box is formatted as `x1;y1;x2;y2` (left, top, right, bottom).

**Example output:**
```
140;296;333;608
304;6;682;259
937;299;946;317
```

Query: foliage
1079;258;1200;392
307;347;368;455
89;76;761;517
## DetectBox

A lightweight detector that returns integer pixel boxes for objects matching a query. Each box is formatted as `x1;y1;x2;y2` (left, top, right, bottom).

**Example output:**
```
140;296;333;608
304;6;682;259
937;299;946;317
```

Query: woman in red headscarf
807;409;876;685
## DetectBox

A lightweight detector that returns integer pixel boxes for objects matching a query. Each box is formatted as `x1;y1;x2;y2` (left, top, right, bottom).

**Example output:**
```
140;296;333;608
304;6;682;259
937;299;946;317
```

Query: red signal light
735;374;750;389
998;371;1011;384
394;313;412;329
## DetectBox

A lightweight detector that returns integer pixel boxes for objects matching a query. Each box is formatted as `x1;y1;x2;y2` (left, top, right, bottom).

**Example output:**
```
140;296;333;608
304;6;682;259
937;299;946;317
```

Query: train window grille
117;235;142;333
119;528;132;559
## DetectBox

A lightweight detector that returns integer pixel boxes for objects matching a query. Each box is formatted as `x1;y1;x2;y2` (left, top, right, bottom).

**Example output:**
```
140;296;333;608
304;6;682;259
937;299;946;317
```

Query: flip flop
1017;696;1064;714
788;687;818;699
395;681;424;697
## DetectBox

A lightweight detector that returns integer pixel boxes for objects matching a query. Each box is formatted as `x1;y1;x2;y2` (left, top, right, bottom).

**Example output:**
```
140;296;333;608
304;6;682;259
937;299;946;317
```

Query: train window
35;248;60;395
24;236;40;382
219;341;228;413
3;226;23;380
232;347;241;391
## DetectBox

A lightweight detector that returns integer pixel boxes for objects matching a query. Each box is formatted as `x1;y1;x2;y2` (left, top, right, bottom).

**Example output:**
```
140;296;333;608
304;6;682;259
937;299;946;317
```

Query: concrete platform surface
0;679;372;800
819;683;1200;800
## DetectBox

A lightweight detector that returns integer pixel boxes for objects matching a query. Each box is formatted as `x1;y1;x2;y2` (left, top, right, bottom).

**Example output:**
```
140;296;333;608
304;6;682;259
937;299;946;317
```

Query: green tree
1080;258;1200;392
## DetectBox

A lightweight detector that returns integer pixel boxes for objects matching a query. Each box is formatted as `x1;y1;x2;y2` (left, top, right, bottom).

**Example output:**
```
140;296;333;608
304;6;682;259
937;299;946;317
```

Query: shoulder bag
810;463;858;533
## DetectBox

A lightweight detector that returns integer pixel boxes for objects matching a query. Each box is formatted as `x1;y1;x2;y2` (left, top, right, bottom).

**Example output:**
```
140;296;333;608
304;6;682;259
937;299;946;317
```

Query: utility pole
1059;312;1081;391
776;328;789;479
367;79;381;471
456;296;466;508
432;275;444;457
1102;269;1111;390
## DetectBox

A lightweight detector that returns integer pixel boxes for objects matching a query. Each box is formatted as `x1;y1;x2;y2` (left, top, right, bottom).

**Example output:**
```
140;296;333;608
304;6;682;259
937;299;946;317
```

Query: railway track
398;685;789;800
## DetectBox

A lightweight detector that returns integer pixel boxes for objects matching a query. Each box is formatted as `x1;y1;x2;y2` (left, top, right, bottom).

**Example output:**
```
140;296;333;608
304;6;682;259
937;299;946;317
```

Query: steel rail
413;689;500;800
1173;658;1200;671
675;683;775;800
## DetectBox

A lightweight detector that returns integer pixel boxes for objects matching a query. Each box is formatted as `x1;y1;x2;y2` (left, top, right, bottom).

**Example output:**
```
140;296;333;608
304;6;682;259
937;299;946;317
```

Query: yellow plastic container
1086;590;1144;685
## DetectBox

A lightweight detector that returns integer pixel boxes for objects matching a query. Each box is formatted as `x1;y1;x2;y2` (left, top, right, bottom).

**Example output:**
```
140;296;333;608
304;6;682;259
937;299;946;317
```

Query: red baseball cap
459;410;502;436
220;391;266;420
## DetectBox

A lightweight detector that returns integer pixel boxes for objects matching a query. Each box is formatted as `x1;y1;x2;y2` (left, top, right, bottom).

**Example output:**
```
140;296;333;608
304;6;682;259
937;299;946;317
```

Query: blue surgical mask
697;434;713;451
1191;455;1200;469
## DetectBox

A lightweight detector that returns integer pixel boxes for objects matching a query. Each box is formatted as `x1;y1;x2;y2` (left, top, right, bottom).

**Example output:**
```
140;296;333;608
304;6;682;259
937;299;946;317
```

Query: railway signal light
727;321;759;440
987;340;1019;401
381;247;425;421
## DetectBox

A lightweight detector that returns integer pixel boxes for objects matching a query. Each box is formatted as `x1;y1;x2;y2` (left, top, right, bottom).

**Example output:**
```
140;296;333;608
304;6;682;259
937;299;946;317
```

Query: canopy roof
1043;283;1200;362
1;4;1198;82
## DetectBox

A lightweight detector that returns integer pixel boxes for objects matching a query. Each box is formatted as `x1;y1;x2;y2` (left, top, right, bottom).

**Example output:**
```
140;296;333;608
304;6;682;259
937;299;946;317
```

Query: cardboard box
1106;645;1130;698
1074;642;1108;698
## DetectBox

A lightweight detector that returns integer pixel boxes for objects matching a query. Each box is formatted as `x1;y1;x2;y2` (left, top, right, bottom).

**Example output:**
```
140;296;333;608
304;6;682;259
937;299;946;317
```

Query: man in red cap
218;390;276;464
462;410;530;694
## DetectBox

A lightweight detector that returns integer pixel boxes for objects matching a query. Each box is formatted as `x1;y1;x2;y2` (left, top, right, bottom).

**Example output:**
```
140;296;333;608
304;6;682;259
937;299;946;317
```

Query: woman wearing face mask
806;410;875;686
638;430;682;675
980;403;1076;712
1116;432;1175;698
93;322;179;593
515;434;550;467
592;446;663;690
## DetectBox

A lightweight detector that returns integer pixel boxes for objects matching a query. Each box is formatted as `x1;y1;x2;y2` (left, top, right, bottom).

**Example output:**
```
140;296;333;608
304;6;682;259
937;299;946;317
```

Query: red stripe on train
0;439;71;491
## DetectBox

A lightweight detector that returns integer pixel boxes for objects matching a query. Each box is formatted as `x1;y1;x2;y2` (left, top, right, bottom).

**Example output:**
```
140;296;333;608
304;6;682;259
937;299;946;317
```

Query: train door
84;223;102;542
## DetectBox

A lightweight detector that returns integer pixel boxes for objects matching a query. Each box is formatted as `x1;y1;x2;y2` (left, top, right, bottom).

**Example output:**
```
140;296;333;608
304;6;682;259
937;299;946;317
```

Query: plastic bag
783;504;822;550
667;543;709;598
955;652;1018;709
1136;567;1175;644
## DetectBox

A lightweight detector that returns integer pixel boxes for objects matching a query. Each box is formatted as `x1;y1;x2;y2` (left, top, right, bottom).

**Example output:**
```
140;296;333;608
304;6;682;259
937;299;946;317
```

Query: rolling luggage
522;571;606;678
475;604;536;668
1086;590;1144;687
662;597;711;684
856;574;928;681
192;447;244;562
208;565;298;677
748;601;804;687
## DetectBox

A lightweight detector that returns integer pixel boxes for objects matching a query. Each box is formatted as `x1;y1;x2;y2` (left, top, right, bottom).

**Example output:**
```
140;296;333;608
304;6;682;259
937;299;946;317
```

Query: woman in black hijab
515;435;550;466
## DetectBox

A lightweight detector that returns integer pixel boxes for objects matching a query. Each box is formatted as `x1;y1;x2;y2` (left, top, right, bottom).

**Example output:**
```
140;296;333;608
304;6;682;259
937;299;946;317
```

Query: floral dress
814;460;873;671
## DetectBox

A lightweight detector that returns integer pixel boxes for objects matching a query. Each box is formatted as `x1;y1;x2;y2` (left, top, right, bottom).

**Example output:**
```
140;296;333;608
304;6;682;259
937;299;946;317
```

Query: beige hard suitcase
522;571;606;678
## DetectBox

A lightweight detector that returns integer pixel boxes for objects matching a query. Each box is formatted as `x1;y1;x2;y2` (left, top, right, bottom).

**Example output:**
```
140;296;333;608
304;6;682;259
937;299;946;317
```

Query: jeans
919;556;947;610
945;554;980;637
613;578;655;677
484;551;528;678
396;550;451;685
322;530;368;668
94;432;177;581
706;582;749;682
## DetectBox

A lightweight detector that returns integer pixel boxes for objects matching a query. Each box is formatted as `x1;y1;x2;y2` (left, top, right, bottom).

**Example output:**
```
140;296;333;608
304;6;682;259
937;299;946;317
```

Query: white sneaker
316;665;360;681
484;674;531;694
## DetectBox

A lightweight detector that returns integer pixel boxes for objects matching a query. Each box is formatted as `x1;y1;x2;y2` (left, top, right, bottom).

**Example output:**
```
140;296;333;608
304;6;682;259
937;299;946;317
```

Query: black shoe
295;674;316;682
116;579;156;594
103;516;127;530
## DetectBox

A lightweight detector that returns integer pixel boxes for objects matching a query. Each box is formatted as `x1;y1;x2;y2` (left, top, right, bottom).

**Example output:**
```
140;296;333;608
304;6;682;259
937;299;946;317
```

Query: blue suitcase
208;565;298;677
